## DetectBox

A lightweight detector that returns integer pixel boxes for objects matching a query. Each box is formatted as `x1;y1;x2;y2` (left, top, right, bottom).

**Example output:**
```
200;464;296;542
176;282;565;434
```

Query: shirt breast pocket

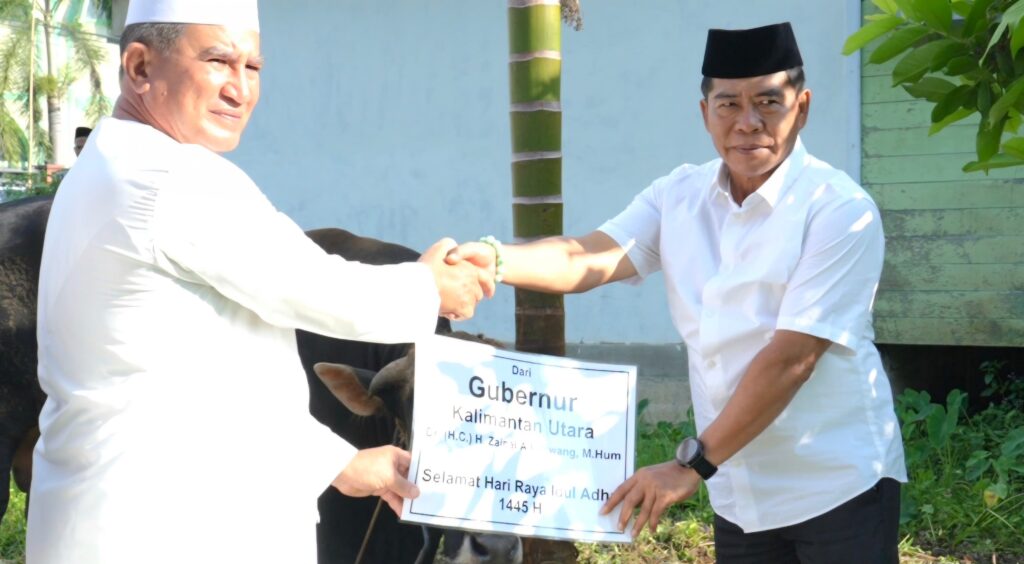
736;217;804;287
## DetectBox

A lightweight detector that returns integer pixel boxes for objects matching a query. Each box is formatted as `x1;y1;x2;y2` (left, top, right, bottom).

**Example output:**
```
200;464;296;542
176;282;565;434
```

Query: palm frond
63;19;108;123
0;0;31;21
0;27;30;97
55;63;77;96
65;20;105;76
0;107;29;164
88;0;110;19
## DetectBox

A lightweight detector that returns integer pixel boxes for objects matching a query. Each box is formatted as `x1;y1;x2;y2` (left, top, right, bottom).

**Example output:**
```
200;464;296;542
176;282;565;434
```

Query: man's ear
796;88;812;129
121;43;154;94
699;98;710;132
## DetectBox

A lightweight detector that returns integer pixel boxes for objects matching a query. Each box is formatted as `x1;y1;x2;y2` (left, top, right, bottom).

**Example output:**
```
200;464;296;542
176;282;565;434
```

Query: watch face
676;438;700;466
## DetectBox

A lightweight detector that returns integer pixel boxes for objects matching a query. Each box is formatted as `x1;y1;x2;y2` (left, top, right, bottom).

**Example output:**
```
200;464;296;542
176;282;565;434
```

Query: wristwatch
675;437;718;480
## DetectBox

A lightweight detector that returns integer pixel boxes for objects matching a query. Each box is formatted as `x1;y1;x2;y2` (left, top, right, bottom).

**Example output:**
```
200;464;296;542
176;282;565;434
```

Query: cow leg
12;425;39;516
0;435;15;524
520;538;577;564
415;526;441;564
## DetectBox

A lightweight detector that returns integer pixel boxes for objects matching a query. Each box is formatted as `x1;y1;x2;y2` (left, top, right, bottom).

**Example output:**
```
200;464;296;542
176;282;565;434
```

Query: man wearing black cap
73;126;92;157
448;21;905;563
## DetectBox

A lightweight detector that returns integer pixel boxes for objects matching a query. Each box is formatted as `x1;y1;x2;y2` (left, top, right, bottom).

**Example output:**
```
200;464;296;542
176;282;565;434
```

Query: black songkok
75;126;92;139
701;22;803;79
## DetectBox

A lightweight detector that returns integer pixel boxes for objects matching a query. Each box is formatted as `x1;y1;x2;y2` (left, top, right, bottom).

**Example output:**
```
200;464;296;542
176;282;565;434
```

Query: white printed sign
401;334;637;543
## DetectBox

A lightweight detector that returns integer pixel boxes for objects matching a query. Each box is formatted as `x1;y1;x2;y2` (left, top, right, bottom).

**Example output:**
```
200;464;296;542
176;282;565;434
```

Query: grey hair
119;22;187;56
700;66;806;99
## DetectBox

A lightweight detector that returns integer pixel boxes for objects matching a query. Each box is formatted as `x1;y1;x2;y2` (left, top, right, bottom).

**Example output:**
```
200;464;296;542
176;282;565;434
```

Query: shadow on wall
878;344;1024;409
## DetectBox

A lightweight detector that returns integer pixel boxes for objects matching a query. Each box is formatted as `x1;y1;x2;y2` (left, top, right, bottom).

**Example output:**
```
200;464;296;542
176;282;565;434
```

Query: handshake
418;238;501;321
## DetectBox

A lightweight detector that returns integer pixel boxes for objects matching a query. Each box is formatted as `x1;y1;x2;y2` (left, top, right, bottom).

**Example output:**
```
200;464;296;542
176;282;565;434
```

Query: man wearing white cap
28;1;491;562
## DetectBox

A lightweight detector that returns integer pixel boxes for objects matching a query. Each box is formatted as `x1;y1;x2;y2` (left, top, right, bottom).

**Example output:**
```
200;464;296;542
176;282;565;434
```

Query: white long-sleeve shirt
600;139;906;533
28;117;440;563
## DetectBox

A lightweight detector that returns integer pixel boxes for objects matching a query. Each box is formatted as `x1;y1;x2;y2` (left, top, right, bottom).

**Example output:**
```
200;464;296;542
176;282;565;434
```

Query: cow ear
313;362;385;416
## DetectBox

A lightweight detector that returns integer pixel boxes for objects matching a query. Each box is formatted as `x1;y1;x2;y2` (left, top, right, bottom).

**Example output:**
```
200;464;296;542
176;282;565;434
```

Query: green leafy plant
844;0;1024;172
896;384;1024;558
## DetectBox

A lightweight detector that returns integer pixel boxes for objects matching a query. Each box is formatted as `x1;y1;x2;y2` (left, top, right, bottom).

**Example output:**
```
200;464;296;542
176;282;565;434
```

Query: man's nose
223;67;253;105
735;104;763;132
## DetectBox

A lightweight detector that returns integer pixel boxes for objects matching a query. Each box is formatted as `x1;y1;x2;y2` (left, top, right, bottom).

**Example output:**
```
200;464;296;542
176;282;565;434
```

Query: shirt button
706;359;717;369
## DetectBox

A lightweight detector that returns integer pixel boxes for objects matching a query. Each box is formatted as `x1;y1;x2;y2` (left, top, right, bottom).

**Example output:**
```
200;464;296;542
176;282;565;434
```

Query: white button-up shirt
29;117;441;563
600;139;907;532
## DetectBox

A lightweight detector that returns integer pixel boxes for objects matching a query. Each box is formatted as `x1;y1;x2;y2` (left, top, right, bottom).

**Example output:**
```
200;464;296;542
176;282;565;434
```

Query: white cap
125;0;259;32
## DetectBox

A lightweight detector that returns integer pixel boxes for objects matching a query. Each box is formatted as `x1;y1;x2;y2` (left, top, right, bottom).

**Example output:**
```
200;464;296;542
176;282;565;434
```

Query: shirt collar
709;137;808;210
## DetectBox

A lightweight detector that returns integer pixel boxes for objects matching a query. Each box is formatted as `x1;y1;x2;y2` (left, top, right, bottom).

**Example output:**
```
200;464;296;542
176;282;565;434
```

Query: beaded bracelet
478;235;505;284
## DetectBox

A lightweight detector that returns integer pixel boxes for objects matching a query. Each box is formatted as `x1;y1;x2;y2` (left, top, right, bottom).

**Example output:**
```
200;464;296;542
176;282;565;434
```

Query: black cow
0;196;51;517
0;198;521;563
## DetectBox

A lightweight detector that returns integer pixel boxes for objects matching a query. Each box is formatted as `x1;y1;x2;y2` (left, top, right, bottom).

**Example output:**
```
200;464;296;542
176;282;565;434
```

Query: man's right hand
332;445;420;516
419;238;494;320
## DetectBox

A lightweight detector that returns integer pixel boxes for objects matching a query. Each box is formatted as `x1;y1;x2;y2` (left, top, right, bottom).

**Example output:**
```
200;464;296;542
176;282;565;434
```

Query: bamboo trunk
508;0;565;359
507;1;576;562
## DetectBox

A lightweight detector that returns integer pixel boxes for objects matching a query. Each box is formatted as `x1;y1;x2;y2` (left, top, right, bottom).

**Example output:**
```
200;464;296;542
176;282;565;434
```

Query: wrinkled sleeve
150;158;440;344
597;179;665;283
776;193;885;353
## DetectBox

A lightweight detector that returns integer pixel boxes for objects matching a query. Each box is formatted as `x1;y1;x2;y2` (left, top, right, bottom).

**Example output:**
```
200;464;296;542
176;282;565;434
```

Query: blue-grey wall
231;0;862;346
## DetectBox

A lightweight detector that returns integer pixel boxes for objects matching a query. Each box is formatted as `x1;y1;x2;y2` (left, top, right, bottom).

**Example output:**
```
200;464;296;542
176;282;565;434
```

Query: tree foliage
0;0;111;165
844;0;1024;172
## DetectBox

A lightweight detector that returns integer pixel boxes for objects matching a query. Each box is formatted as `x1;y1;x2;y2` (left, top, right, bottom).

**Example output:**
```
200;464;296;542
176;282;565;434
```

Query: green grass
0;485;27;564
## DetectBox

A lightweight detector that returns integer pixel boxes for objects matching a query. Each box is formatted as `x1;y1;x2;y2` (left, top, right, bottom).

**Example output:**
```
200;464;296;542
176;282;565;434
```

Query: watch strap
690;455;718;480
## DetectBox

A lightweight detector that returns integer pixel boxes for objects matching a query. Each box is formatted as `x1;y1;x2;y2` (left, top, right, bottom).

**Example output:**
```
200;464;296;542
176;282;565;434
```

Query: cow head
313;337;523;564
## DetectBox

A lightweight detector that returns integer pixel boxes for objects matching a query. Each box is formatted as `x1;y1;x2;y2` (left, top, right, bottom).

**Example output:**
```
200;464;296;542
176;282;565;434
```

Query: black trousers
714;478;901;564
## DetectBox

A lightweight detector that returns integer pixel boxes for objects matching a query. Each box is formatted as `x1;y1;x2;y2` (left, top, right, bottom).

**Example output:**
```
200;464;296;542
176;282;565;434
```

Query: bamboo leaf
892;38;959;84
929;107;974;135
910;0;952;32
843;15;904;55
977;116;1006;161
1005;136;1024;159
873;0;900;15
903;76;958;101
990;78;1024;126
963;152;1024;172
930;40;969;71
951;1;971;18
1007;108;1022;135
944;55;978;76
982;0;1024;62
978;81;994;116
1013;15;1024;57
964;0;996;37
932;84;972;122
869;24;931;64
894;0;919;20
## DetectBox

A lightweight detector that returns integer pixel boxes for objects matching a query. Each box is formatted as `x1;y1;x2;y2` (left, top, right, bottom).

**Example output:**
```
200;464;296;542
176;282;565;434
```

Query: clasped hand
419;238;496;321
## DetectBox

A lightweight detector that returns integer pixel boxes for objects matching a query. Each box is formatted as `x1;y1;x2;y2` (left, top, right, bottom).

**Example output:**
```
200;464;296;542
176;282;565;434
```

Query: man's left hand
600;461;701;537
